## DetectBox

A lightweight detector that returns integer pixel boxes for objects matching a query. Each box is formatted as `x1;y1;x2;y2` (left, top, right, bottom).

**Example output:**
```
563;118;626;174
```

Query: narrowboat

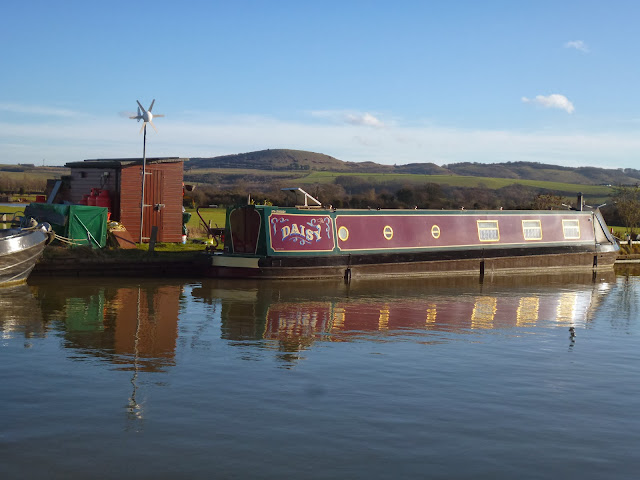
206;191;619;280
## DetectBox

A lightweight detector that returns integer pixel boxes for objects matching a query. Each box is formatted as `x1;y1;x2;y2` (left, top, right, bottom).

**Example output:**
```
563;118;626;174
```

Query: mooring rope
52;233;86;245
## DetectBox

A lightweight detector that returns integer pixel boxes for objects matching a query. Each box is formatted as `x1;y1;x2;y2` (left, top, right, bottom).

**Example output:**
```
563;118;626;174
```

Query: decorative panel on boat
268;213;335;252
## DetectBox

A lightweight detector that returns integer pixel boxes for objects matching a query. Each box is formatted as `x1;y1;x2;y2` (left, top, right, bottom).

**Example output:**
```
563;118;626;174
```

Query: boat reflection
28;278;184;372
191;271;616;359
11;270;619;368
0;284;45;341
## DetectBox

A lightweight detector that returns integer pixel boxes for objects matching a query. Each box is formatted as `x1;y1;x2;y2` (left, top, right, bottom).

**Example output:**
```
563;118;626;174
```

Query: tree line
0;175;47;195
187;179;581;212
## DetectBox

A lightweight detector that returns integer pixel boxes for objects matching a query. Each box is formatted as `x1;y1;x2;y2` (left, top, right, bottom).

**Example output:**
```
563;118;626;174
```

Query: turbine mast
129;99;163;243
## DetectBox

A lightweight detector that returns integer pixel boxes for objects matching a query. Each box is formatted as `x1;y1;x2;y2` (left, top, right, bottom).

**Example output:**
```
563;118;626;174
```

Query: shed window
562;219;580;239
477;220;500;242
522;220;542;240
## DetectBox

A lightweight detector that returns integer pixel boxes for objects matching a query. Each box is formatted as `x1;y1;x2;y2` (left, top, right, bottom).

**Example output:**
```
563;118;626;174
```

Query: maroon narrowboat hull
207;206;619;280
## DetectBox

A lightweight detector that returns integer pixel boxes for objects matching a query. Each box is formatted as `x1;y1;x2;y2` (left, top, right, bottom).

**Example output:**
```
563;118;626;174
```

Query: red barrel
80;194;90;205
87;193;97;206
96;190;111;211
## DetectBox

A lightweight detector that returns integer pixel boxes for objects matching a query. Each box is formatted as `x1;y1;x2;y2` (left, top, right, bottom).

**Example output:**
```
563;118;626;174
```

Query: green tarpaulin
25;203;108;248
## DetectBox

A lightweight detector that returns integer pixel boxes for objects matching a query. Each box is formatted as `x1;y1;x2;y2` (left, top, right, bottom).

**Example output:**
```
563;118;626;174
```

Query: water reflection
191;271;616;362
0;284;44;342
26;279;184;372
1;270;621;367
3;270;639;476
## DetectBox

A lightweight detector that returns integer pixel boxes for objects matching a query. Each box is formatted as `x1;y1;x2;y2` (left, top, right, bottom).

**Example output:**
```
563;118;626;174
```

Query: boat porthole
383;225;393;240
431;225;440;239
338;226;349;241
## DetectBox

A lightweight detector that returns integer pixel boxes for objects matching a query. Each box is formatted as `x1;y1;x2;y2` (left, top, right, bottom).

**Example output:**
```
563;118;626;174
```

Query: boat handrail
0;210;24;229
281;188;322;207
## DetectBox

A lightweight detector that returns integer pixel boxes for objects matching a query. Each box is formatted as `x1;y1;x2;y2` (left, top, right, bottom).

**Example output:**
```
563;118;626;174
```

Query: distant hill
189;149;349;171
187;149;640;186
444;161;640;185
188;149;447;174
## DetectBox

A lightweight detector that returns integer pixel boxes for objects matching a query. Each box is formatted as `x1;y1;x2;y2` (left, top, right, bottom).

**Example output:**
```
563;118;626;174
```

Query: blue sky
1;0;639;168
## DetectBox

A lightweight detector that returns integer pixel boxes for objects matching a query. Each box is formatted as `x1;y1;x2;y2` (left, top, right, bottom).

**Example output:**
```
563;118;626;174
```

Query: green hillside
183;150;621;205
187;149;639;186
298;171;613;195
445;161;640;185
188;149;447;174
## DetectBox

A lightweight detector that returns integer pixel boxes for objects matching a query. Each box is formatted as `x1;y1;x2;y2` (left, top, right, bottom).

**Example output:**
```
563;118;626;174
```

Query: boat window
522;220;542;240
477;220;500;242
562;219;581;240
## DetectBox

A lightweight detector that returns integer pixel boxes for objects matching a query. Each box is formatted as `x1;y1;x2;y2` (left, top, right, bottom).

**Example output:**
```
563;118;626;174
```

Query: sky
1;0;639;169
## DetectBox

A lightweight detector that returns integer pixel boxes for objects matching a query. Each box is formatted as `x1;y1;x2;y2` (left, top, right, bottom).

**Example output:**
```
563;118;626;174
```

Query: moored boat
0;222;54;287
205;194;619;280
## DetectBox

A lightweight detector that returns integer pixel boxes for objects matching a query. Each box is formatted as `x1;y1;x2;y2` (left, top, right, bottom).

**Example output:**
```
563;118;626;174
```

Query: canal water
2;270;640;479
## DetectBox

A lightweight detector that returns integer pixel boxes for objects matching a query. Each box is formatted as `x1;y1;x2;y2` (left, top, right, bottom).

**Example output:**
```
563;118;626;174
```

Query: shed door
143;169;163;242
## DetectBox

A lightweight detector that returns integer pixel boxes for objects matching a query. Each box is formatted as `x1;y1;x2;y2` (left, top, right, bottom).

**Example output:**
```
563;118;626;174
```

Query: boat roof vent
281;187;322;209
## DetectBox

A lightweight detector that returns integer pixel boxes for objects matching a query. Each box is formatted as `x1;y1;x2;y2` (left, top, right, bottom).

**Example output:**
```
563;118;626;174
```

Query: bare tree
613;186;640;234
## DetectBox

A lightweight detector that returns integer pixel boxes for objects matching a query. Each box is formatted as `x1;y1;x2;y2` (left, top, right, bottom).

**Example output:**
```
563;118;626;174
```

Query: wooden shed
64;157;186;243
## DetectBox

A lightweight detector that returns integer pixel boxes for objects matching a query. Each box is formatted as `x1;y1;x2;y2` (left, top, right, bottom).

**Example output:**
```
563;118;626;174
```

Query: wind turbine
129;99;164;134
130;99;164;243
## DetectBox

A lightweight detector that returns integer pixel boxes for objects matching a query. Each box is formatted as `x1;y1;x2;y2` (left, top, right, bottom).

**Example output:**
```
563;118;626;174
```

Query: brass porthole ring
383;225;393;240
338;226;349;241
431;225;441;239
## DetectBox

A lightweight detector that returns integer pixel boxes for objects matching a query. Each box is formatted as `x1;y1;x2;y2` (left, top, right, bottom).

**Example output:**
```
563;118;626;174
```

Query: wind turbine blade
129;115;138;119
149;120;158;132
153;114;165;118
140;122;146;134
149;99;155;112
136;100;145;112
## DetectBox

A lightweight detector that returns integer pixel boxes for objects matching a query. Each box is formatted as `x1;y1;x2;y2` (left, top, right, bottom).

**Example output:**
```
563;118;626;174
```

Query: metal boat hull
0;225;51;287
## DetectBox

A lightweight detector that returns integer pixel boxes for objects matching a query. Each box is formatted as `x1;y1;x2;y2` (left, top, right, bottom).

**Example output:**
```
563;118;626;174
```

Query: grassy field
297;171;615;195
184;167;618;195
184;207;226;236
0;170;66;184
185;167;304;177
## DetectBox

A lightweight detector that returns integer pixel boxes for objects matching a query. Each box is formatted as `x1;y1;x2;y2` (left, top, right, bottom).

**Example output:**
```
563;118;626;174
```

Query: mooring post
148;226;158;254
344;268;352;284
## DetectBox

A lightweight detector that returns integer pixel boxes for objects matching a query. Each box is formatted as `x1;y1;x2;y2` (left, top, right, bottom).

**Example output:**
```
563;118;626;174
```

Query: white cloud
522;94;575;114
0;103;82;118
344;112;384;127
564;40;589;53
311;110;385;128
2;111;640;170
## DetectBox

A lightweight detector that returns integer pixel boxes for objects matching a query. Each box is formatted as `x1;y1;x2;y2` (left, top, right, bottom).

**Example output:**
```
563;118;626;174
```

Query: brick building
64;157;186;243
